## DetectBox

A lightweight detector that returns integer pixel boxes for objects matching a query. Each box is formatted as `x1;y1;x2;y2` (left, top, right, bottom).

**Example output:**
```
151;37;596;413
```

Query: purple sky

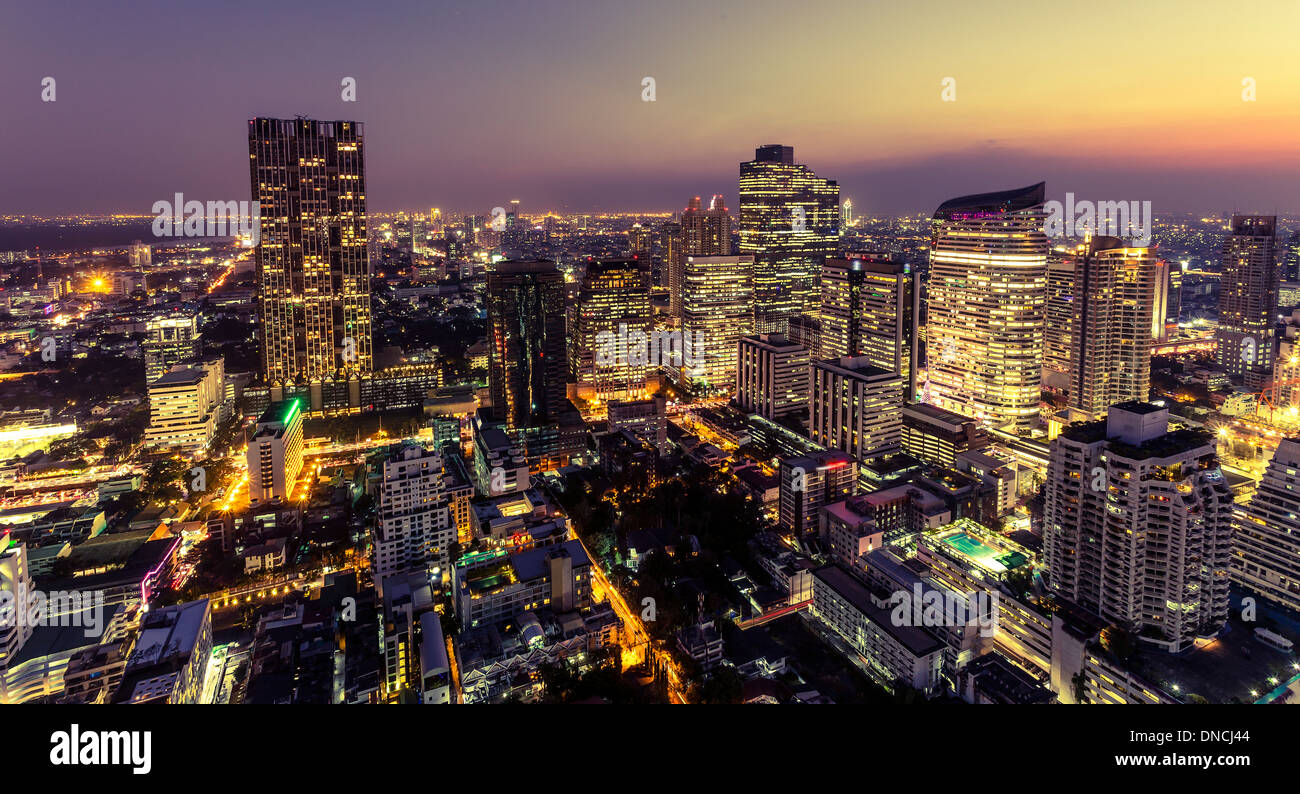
3;0;1297;216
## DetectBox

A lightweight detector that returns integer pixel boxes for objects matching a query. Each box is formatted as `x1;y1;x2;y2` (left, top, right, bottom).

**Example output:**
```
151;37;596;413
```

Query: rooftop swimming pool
940;530;1026;574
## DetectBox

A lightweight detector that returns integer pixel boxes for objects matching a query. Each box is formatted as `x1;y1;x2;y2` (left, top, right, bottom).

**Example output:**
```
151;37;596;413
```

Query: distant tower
1215;215;1278;390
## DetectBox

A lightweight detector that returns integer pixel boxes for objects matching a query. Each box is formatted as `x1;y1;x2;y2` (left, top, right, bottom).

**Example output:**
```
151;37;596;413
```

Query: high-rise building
926;183;1048;431
145;358;225;455
809;355;904;462
671;195;732;318
736;333;810;419
374;442;455;584
1232;438;1300;613
819;254;919;399
739;145;840;334
1269;308;1300;412
249;117;372;385
247;399;304;504
486;260;585;467
0;543;34;673
486;260;570;428
658;220;681;295
1042;251;1075;392
471;422;530;497
1215;215;1278;389
1044;402;1233;653
143;311;201;383
679;255;754;395
1067;236;1158;418
778;451;857;539
627;223;653;259
571;259;652;403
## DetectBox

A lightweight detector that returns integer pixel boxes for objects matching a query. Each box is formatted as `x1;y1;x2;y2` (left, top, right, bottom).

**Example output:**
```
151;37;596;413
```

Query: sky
2;0;1298;216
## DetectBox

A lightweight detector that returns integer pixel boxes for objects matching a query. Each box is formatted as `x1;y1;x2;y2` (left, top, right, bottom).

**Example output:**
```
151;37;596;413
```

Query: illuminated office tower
487;260;570;427
926;182;1048;431
249;118;372;386
679;255;754;395
429;207;442;233
668;195;731;318
143;311;201;382
1152;259;1174;341
247;399;304;504
1044;402;1233;653
819;254;919;399
1232;438;1300;613
739;145;840;334
628;223;653;259
572;259;652;403
1042;252;1075;392
809;355;904;462
842;199;853;229
1068;237;1158;419
144;358;224;455
659;220;681;295
736;333;810;419
1215;215;1278;389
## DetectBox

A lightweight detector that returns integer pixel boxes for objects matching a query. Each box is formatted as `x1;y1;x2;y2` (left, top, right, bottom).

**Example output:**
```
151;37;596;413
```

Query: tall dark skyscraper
739;145;840;334
1215;214;1278;390
249;118;372;386
487;260;570;429
485;261;587;471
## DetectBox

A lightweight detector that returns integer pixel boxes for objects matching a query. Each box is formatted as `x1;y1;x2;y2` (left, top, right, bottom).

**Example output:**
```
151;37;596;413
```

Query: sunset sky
2;0;1298;215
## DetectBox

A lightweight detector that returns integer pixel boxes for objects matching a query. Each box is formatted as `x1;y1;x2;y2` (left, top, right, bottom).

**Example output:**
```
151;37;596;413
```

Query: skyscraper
809;355;904;462
678;255;754;395
1044;402;1233;653
736;333;810;419
1067;236;1158;418
819;253;919;399
1232;438;1300;613
668;195;731;319
486;260;570;428
1215;215;1278;389
1041;251;1075;392
249;118;372;386
739;145;840;334
143;311;201;383
571;259;652;403
374;442;454;585
486;260;585;467
925;183;1048;431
